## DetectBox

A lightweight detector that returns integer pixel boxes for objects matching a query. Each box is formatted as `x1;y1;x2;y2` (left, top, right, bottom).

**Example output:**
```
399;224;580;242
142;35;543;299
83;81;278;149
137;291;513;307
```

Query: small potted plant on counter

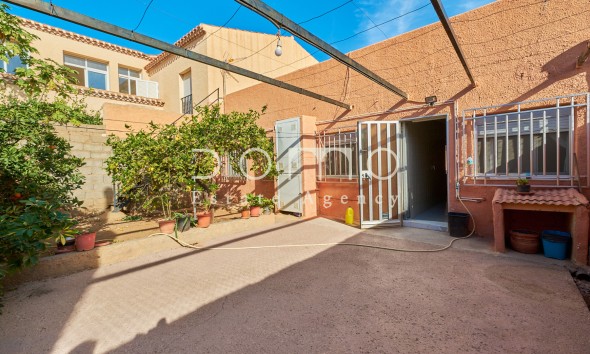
247;193;263;217
516;177;531;193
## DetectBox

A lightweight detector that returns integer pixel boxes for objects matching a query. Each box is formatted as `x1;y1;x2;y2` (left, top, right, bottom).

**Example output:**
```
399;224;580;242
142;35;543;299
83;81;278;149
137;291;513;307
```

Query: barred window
318;132;358;179
221;152;247;178
474;107;572;177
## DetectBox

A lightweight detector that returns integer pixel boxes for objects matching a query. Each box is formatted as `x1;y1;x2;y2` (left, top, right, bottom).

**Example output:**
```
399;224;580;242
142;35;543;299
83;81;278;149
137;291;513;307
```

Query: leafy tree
0;4;99;310
106;105;277;218
0;103;85;298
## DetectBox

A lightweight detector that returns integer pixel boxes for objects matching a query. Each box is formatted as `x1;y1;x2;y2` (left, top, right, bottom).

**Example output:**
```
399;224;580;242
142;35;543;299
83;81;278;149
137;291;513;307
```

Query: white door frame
357;121;402;228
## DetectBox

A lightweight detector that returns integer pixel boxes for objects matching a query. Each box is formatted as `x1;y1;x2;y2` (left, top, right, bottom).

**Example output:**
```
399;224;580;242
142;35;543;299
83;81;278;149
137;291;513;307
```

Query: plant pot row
241;206;273;219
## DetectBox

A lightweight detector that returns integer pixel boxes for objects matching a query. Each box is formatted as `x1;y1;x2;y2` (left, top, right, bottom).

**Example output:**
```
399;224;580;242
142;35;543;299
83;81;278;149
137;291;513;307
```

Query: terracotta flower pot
158;219;176;234
75;232;96;252
241;209;250;219
197;212;212;228
250;206;261;217
509;229;540;254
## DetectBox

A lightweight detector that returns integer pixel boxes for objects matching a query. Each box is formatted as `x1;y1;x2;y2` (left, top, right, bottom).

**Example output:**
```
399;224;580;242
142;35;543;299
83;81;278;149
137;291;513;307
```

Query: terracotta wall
225;0;590;237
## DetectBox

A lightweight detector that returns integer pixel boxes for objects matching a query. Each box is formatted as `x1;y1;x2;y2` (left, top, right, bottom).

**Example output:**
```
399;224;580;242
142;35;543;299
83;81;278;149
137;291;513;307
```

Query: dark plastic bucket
541;230;571;260
448;212;469;237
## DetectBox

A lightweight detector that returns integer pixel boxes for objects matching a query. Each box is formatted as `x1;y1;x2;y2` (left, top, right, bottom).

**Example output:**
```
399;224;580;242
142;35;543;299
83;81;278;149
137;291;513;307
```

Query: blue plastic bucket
541;230;571;260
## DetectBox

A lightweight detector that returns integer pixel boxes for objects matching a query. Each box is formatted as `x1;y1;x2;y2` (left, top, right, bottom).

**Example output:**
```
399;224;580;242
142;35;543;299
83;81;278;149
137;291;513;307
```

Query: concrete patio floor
1;217;589;353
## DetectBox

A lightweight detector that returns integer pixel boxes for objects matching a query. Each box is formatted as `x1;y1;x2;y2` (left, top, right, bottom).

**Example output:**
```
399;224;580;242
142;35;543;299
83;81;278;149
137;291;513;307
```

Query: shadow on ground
1;218;589;353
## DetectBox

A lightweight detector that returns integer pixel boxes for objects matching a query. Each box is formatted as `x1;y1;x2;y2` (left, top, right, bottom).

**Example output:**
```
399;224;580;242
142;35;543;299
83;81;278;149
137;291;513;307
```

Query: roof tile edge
144;25;206;72
19;18;153;61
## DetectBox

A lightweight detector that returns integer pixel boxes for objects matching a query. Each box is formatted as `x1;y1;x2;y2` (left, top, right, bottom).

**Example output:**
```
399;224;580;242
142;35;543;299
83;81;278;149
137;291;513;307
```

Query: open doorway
403;116;448;231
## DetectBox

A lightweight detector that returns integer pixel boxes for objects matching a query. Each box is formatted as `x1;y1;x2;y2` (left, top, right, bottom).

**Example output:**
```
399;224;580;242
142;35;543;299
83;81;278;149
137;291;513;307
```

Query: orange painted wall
225;0;590;237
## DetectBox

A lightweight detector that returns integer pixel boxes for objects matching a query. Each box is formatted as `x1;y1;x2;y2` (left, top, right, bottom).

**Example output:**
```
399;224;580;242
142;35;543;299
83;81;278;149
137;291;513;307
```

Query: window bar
483;113;487;181
517;111;521;176
529;111;533;176
338;129;344;176
387;124;392;219
377;123;383;221
462;112;467;179
543;110;547;176
555;98;561;186
505;114;509;177
570;97;575;186
473;110;478;181
336;131;340;177
494;115;498;175
332;134;336;176
367;123;373;222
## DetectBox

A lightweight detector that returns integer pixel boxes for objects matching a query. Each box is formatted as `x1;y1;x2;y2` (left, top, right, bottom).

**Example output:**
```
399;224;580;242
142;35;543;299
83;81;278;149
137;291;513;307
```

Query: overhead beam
430;0;476;86
4;0;351;110
236;0;409;100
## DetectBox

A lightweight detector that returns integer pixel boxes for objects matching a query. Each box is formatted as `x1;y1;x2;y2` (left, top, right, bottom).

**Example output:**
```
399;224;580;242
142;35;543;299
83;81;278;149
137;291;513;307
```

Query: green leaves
106;105;277;218
0;99;85;293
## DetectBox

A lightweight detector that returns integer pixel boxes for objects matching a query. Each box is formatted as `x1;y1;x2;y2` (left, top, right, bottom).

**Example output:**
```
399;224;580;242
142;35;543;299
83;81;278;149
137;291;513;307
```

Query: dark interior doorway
404;118;448;226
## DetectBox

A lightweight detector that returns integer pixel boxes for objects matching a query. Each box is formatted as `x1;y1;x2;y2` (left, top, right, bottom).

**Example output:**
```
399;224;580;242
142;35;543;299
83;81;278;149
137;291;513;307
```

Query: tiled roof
20;18;153;61
81;87;165;107
493;188;589;206
144;26;206;72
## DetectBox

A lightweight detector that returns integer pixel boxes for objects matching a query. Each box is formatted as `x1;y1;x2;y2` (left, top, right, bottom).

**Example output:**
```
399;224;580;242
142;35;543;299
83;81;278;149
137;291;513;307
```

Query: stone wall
53;124;113;212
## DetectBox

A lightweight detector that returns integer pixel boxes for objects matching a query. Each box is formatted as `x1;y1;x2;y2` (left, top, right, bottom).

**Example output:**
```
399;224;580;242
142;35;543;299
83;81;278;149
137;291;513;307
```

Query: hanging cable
331;3;430;44
132;0;156;32
351;0;388;40
197;5;242;45
262;2;430;75
297;0;354;25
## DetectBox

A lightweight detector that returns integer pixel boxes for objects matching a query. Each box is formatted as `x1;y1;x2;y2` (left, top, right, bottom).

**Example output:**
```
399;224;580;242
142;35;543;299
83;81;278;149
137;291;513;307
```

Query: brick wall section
53;124;113;211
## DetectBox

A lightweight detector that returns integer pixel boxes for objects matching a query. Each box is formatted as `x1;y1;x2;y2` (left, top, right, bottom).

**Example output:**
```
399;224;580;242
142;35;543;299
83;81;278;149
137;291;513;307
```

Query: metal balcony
181;94;193;114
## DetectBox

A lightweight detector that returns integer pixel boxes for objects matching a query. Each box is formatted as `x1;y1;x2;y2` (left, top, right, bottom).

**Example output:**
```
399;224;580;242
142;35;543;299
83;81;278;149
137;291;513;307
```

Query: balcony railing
119;76;159;99
181;94;193;114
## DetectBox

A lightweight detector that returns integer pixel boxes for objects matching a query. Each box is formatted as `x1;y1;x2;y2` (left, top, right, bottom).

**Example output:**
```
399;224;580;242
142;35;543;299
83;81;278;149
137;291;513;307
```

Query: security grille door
358;121;402;228
276;117;303;214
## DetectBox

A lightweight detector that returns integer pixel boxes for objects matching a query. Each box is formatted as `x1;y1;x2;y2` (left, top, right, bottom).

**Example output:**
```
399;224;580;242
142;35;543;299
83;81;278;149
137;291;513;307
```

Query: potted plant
196;199;213;228
262;197;274;215
173;212;191;232
239;202;251;219
516;178;531;193
75;230;97;252
247;193;263;217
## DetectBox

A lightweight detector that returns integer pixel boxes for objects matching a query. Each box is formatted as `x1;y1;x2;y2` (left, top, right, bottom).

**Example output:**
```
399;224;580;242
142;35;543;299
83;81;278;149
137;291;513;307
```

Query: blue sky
2;0;495;61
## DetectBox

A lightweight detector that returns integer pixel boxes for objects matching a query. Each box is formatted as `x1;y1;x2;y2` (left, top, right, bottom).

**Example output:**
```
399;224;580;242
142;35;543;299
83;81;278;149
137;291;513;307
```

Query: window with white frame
473;107;573;177
318;131;358;179
64;54;108;90
118;67;141;95
221;152;247;178
1;55;25;74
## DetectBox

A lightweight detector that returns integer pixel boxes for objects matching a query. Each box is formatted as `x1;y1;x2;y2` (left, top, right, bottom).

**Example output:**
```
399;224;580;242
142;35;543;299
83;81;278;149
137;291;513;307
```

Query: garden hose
152;199;476;253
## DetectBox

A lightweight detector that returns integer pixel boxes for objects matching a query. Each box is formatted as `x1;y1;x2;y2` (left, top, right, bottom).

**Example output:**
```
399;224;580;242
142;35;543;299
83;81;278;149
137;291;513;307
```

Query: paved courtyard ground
1;218;589;353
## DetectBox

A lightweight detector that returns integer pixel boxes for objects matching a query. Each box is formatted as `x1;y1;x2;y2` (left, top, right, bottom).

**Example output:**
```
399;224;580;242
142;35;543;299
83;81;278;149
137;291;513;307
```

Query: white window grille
64;54;108;90
462;93;590;184
118;67;159;98
317;131;358;180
